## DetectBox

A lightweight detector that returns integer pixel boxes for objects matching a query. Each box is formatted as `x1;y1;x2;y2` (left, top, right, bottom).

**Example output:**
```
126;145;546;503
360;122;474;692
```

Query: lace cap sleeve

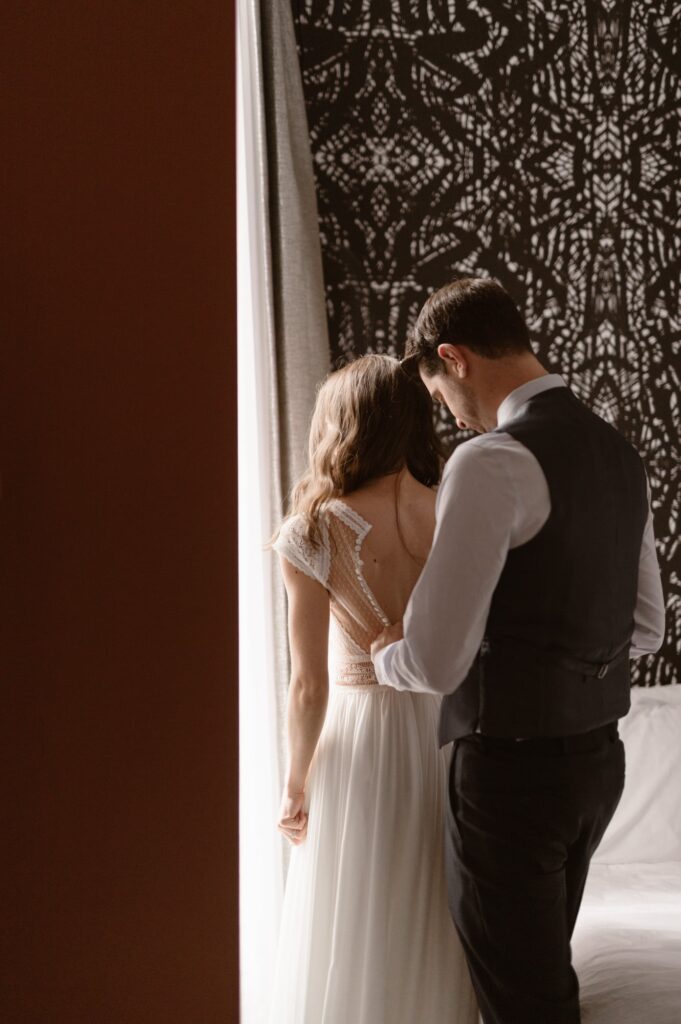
272;514;330;588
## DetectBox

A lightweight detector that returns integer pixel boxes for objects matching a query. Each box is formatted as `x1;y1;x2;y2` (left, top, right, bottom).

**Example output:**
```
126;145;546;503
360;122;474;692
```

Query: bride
268;354;478;1024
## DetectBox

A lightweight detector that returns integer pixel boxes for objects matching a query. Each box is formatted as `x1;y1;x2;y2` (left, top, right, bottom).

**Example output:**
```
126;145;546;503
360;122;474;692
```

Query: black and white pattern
292;0;680;685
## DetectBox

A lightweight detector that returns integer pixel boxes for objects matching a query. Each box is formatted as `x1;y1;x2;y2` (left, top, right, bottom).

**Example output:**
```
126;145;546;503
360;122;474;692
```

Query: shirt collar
496;374;567;428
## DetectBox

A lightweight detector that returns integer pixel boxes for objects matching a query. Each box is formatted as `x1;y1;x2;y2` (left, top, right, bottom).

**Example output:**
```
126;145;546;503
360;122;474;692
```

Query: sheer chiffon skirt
268;685;479;1024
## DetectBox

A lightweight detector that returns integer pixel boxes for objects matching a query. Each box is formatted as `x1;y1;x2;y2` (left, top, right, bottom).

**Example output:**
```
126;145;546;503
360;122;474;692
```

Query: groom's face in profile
418;352;484;433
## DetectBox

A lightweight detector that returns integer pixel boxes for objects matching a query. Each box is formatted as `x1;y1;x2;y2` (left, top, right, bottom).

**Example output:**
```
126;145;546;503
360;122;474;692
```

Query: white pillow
593;685;681;864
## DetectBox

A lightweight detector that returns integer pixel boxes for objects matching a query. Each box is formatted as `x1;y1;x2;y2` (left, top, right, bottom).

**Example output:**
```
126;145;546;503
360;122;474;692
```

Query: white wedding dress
269;498;478;1024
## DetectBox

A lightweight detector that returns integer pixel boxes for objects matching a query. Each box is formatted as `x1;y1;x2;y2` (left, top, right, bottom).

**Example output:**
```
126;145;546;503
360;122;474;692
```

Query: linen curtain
261;0;331;501
238;1;330;1021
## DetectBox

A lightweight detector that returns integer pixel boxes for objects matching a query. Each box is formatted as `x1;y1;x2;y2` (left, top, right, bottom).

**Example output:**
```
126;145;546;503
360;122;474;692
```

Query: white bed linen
594;687;681;864
573;862;681;1024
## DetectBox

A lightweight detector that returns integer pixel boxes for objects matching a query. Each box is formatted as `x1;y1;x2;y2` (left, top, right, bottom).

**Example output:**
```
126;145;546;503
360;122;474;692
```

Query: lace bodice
273;501;392;687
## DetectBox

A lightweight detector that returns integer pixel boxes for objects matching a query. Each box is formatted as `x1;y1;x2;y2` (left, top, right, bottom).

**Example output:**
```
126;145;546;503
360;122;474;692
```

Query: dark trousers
444;725;625;1024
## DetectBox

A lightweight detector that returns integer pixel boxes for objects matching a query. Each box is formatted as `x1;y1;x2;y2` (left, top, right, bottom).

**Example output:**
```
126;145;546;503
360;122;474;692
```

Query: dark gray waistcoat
438;386;648;745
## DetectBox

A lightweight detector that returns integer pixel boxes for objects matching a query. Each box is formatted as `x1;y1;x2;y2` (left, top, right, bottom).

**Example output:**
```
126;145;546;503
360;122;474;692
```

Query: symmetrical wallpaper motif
292;0;680;685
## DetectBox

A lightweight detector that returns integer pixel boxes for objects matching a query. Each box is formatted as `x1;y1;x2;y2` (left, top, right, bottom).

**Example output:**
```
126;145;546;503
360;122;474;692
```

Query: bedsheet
573;862;681;1023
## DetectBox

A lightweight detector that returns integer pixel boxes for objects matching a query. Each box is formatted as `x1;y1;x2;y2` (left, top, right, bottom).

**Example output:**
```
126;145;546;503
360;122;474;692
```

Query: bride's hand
277;788;308;846
370;620;404;659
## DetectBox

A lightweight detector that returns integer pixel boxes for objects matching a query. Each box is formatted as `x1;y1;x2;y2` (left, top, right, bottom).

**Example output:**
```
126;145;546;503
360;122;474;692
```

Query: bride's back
278;353;443;663
336;468;436;625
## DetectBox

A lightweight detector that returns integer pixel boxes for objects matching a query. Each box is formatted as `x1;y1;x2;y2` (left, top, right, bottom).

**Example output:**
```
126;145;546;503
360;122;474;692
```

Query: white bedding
571;687;681;1022
573;862;681;1023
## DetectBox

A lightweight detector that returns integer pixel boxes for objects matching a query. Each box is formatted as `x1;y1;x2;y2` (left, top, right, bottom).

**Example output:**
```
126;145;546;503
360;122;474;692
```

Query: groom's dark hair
402;277;531;377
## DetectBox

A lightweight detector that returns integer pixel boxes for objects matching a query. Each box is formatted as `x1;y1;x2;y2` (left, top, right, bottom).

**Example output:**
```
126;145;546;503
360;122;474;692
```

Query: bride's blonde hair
277;354;444;548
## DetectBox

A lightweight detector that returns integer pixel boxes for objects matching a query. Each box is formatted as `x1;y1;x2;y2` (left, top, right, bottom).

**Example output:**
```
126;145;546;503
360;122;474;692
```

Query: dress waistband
333;662;378;687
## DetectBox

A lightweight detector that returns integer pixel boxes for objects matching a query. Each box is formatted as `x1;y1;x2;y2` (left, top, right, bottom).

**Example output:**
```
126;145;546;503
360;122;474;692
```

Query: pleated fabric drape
250;0;330;776
261;0;331;503
238;1;330;1020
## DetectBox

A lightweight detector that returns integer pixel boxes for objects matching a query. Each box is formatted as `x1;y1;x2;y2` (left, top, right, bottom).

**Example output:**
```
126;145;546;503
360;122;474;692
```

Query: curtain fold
238;1;330;1021
261;0;331;501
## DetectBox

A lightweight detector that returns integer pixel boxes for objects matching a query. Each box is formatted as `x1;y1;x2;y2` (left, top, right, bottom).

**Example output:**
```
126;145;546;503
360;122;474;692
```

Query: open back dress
269;498;478;1024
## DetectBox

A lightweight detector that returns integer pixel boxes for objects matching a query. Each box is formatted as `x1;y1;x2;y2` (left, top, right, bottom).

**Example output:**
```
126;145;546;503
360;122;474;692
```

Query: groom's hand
371;620;404;660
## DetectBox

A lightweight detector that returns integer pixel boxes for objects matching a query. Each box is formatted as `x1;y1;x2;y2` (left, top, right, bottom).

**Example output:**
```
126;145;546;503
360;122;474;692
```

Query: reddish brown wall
1;5;238;1021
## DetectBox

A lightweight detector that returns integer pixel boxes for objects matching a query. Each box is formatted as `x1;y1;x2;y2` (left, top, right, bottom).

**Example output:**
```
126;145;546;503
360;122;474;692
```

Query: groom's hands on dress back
371;620;404;659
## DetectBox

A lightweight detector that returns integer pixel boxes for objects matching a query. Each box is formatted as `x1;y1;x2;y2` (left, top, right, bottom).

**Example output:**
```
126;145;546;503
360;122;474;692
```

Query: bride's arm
277;554;330;845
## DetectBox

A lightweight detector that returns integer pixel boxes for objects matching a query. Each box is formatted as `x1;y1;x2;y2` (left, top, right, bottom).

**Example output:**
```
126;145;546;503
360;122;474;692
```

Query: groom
371;278;665;1024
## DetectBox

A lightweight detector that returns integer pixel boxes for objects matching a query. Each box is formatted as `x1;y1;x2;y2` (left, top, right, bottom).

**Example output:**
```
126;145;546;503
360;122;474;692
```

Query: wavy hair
276;354;444;549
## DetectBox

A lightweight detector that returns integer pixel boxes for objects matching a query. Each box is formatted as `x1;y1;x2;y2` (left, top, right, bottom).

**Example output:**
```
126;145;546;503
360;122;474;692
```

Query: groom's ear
437;343;469;378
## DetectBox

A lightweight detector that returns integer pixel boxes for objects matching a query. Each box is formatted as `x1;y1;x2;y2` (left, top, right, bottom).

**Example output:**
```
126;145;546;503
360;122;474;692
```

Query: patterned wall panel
292;0;680;685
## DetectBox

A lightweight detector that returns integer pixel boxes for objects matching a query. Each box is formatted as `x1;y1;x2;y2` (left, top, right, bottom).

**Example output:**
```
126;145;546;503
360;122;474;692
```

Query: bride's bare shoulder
341;470;436;528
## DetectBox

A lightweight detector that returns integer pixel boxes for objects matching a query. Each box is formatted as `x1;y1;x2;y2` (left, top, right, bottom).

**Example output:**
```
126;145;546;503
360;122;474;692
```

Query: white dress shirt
372;375;666;695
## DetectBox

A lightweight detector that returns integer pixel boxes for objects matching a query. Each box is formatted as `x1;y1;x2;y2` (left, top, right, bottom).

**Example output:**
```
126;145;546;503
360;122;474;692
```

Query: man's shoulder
443;430;536;475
